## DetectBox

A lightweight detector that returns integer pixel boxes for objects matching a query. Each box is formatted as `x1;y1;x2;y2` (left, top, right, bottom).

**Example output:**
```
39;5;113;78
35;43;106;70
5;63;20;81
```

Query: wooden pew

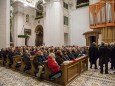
11;55;22;69
1;56;7;66
0;57;3;65
41;55;88;86
0;54;88;86
5;56;10;67
23;56;37;76
19;59;25;72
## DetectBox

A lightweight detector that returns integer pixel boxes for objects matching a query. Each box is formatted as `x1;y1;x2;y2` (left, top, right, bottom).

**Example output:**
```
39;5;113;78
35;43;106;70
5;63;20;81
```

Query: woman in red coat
48;53;62;80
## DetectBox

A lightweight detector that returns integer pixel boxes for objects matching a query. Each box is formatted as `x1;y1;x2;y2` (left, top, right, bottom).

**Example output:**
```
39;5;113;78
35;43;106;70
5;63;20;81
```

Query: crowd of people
0;42;115;81
0;46;87;80
89;42;115;74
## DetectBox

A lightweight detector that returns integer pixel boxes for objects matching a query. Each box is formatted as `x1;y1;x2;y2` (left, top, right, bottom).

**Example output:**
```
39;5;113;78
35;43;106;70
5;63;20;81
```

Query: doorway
35;25;43;46
89;36;96;46
83;31;100;46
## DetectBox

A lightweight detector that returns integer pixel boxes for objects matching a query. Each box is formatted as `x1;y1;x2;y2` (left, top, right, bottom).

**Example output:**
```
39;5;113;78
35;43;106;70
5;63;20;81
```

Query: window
63;2;68;9
76;0;89;8
64;16;69;25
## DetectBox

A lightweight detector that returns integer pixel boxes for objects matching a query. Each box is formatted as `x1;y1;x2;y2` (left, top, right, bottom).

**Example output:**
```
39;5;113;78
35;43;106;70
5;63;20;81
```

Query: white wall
0;0;10;49
70;0;101;46
13;1;38;46
70;7;91;46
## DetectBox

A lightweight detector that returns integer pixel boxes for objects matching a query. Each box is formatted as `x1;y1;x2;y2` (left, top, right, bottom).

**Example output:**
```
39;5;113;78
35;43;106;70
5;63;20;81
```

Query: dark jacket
99;46;110;63
111;45;115;63
8;51;15;64
23;53;31;67
89;45;99;64
67;52;75;60
55;54;64;65
33;55;44;66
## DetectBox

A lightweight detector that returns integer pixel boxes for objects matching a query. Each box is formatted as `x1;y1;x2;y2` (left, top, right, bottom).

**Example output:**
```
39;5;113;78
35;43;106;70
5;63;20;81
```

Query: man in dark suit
111;43;115;70
89;42;99;69
99;43;110;74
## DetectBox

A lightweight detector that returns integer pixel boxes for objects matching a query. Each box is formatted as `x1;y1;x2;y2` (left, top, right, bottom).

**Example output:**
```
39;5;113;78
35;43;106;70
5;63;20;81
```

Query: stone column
0;0;10;49
44;0;64;46
12;2;26;46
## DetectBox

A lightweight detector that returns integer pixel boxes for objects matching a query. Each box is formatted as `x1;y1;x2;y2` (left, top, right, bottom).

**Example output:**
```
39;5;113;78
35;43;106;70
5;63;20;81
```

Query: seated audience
1;48;7;66
8;48;15;67
67;49;75;60
33;51;44;79
22;50;31;71
55;50;64;65
62;50;70;61
43;50;48;60
48;53;62;81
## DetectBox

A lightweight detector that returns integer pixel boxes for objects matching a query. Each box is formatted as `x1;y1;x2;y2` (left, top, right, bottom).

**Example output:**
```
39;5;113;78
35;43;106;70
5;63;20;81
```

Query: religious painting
76;0;89;8
24;29;31;35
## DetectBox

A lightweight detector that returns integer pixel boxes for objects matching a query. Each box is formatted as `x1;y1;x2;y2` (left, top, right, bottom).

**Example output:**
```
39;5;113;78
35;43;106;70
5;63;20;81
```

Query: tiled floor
0;65;115;86
68;69;115;86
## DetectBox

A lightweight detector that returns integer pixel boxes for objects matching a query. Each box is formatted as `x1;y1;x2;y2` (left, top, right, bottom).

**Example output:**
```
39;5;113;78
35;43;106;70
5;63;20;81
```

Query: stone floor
0;65;115;86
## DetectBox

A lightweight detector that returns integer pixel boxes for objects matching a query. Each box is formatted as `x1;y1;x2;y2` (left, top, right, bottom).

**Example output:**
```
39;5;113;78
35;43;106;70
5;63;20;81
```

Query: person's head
101;41;105;46
36;51;41;56
110;42;114;46
25;50;28;53
49;53;56;59
92;42;96;46
105;43;108;47
43;50;47;54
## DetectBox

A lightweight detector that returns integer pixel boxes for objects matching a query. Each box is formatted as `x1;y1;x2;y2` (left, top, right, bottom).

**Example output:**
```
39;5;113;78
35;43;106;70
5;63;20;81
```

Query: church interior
0;0;115;86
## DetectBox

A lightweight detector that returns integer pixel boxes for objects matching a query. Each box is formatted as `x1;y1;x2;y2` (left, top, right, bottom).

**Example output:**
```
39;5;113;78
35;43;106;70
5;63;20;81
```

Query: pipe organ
89;0;115;43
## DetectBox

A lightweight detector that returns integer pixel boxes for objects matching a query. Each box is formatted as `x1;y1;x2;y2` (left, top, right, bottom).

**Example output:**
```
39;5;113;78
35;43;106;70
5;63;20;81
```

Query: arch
35;25;43;46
